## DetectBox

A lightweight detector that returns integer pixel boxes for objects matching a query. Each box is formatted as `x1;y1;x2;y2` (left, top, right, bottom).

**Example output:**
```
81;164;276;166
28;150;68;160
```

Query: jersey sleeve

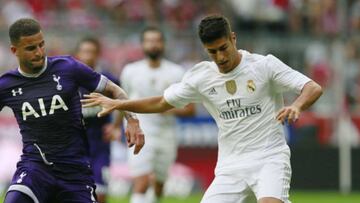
266;54;312;94
72;58;108;92
163;71;202;108
102;71;119;86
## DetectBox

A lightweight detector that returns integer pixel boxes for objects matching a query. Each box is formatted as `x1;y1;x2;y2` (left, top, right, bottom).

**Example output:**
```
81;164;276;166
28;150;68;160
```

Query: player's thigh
56;179;98;203
6;161;55;203
201;174;257;203
128;143;155;177
253;152;292;203
153;144;177;182
91;152;110;194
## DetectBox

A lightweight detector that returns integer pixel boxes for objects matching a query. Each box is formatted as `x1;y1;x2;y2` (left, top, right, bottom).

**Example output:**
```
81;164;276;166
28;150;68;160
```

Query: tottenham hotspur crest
247;80;256;93
16;172;27;183
53;74;62;91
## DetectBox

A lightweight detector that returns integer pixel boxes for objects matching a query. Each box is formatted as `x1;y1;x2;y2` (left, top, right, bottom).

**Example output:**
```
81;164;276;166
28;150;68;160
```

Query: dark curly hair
9;18;41;45
198;14;232;44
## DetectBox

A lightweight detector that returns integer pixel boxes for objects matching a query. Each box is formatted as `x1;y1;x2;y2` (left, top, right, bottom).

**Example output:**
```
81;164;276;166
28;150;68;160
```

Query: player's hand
102;123;122;142
81;93;119;117
125;118;145;155
276;105;300;125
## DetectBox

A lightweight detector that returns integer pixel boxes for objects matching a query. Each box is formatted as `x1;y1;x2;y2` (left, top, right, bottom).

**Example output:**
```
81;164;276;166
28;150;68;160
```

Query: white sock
145;187;155;203
131;193;147;203
151;196;160;203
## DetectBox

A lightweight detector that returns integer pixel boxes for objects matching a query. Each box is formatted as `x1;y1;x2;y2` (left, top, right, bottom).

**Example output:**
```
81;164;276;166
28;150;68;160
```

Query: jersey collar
17;57;48;78
217;50;246;76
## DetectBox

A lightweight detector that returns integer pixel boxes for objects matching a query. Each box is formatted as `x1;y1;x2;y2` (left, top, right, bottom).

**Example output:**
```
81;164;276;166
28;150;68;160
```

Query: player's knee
4;191;34;203
258;197;283;203
133;175;151;193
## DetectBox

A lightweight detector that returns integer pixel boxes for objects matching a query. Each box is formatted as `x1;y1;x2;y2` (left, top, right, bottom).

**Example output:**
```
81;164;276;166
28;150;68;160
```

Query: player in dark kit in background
0;18;144;203
75;37;120;203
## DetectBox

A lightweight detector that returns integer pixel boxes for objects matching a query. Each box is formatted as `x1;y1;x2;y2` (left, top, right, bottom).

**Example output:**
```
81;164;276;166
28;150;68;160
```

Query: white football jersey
121;59;185;143
164;50;311;175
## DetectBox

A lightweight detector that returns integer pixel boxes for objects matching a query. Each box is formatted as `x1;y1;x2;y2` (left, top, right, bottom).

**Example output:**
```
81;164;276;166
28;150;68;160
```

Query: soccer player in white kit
121;27;195;203
82;15;323;203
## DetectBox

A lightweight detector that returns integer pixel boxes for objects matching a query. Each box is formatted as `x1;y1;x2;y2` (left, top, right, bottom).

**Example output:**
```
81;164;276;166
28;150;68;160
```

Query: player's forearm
292;81;323;111
103;80;137;121
164;104;195;117
116;96;174;113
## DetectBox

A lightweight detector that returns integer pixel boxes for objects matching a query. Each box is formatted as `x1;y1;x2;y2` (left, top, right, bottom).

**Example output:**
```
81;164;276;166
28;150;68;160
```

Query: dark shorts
90;152;110;194
6;161;98;203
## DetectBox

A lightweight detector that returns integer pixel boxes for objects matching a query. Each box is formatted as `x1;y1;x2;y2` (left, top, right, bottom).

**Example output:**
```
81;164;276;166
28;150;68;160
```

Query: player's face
142;31;164;60
11;31;46;74
203;32;240;73
76;42;99;69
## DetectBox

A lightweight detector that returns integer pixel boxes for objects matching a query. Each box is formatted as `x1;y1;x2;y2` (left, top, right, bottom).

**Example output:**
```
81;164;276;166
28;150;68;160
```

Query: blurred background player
75;37;121;203
121;27;195;203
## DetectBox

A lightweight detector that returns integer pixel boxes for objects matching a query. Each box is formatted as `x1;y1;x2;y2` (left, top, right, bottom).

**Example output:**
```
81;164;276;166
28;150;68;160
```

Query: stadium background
0;0;360;202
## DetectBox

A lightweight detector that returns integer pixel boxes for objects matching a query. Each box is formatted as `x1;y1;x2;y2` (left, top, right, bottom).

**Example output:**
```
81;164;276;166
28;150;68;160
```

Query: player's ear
10;45;17;56
231;32;236;44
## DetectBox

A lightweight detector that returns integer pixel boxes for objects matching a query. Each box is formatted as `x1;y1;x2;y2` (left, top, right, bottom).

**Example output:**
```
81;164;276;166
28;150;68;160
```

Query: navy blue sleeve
101;71;119;86
71;57;107;92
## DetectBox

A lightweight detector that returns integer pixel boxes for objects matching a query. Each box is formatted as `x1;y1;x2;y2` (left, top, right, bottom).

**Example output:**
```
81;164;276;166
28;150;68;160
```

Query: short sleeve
267;55;312;94
102;71;119;86
163;72;202;108
72;58;108;92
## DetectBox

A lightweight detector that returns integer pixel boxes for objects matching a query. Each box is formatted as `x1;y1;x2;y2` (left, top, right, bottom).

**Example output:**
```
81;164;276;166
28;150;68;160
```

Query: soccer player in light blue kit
0;18;144;203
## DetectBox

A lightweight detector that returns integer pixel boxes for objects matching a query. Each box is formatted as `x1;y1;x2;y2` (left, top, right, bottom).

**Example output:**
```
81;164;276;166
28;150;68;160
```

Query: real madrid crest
247;80;256;93
225;80;237;95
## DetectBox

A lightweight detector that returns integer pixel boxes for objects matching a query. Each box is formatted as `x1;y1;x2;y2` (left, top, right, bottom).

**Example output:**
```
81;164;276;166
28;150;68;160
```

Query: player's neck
234;51;242;68
224;52;242;73
147;58;161;69
18;58;47;77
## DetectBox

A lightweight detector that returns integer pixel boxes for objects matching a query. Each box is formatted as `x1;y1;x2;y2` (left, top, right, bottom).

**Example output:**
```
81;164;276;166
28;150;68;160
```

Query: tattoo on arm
104;80;138;121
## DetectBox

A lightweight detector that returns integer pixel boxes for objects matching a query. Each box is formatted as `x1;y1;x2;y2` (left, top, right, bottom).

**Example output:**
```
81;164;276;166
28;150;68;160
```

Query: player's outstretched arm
276;81;322;125
100;80;144;154
163;104;196;117
82;93;174;116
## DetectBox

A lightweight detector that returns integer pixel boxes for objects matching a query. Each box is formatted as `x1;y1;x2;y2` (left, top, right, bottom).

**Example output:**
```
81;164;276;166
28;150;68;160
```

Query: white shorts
201;151;292;203
127;128;177;182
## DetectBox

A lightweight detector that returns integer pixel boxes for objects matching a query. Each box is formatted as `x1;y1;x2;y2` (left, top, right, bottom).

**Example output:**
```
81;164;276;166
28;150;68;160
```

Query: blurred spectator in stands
304;41;333;115
345;37;360;113
227;0;288;31
163;0;198;30
350;0;360;33
1;0;34;25
321;0;339;36
289;0;339;35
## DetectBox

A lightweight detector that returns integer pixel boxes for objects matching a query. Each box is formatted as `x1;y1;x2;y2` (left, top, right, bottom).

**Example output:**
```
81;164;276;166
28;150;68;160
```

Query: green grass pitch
2;191;360;202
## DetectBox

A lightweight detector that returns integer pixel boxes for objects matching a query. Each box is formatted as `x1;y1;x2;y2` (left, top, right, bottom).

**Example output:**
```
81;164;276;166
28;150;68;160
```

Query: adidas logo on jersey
209;87;217;95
